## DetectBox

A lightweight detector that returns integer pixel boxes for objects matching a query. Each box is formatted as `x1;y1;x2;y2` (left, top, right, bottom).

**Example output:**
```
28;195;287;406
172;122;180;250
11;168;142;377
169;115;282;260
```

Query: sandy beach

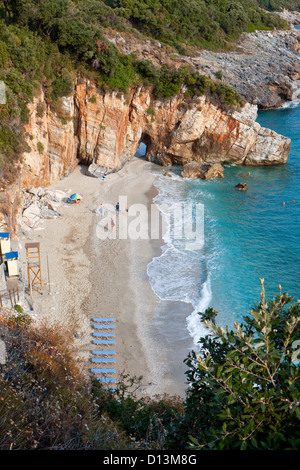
17;156;188;398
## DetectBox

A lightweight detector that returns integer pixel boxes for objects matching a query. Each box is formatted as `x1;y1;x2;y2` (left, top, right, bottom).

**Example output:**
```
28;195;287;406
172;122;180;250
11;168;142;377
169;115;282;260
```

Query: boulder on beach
47;200;61;212
20;186;68;231
22;203;41;228
86;163;108;179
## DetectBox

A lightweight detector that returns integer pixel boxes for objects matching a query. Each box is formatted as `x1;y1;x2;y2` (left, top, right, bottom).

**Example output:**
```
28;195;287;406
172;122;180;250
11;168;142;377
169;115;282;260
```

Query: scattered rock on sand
22;203;41;228
20;186;70;231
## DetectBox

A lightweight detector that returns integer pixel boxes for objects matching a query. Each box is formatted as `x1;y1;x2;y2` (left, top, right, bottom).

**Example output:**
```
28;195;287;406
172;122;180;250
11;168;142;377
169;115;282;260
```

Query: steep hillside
103;0;288;51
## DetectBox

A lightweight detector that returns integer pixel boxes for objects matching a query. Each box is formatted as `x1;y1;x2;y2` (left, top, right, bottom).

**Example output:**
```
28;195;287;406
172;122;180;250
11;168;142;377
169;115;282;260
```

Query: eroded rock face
274;9;300;26
2;77;291;235
22;94;79;187
192;30;300;110
21;78;291;187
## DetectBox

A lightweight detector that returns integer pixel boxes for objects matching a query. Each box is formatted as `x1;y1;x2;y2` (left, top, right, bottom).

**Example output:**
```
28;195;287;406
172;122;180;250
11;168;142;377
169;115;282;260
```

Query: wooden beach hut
5;251;19;278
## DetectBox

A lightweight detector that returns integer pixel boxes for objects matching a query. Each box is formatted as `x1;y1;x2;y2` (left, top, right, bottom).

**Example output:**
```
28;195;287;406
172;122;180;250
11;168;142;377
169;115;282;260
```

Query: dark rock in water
235;183;248;191
164;171;173;177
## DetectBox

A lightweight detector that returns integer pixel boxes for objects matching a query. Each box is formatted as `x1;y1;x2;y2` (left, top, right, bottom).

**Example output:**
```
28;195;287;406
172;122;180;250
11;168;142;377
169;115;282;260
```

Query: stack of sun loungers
91;317;116;389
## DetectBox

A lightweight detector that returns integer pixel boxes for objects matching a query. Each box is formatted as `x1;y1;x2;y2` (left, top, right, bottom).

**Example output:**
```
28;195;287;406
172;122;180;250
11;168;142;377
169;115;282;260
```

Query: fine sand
18;157;187;398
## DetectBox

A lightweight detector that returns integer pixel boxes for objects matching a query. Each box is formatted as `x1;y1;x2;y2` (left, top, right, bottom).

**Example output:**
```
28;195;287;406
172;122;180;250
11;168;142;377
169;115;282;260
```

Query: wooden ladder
25;242;43;293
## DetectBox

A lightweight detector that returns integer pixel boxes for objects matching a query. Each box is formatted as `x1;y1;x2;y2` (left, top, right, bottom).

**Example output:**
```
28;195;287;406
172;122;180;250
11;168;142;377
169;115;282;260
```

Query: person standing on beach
116;202;120;216
99;203;104;216
111;218;115;231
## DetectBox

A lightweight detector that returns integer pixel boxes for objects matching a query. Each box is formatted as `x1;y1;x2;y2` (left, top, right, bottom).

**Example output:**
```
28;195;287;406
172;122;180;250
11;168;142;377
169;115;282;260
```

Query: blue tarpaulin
5;251;18;260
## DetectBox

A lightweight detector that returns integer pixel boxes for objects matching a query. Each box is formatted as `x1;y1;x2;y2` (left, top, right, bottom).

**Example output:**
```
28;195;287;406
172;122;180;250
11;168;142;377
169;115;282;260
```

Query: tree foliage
106;0;288;51
257;0;300;12
170;280;300;450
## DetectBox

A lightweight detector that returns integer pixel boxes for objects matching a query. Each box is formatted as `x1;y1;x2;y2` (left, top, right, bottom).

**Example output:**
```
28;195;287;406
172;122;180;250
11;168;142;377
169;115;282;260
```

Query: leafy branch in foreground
169;279;300;450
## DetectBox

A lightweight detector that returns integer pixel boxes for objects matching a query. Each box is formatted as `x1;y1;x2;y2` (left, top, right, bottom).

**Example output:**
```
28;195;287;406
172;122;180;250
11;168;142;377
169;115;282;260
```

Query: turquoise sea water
184;101;300;330
147;38;300;353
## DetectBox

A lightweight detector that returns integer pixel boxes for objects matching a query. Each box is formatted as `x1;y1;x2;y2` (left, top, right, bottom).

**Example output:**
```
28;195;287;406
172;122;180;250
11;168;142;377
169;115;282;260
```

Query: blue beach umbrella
70;193;83;201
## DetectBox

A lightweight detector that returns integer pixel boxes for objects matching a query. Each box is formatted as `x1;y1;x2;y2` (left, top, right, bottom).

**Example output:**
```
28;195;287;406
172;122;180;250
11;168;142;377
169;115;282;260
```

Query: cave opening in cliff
135;142;147;158
135;133;152;160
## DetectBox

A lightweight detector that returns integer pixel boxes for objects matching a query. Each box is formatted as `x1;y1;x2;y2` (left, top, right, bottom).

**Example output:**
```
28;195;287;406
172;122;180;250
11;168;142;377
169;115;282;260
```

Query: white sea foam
186;278;212;348
280;100;300;109
147;172;213;346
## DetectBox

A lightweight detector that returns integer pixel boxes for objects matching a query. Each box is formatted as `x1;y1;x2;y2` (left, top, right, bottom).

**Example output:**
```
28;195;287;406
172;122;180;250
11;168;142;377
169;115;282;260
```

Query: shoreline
18;156;188;398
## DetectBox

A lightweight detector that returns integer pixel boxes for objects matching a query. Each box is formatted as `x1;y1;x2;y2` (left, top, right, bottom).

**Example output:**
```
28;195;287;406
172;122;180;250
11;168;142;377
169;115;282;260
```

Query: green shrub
169;281;300;450
106;0;288;51
92;373;184;449
36;141;44;154
51;72;73;100
13;304;24;314
146;106;155;116
0;41;10;69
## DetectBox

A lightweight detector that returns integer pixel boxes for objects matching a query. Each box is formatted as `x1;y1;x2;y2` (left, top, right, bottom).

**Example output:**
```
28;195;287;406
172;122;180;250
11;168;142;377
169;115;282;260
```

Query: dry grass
0;309;132;450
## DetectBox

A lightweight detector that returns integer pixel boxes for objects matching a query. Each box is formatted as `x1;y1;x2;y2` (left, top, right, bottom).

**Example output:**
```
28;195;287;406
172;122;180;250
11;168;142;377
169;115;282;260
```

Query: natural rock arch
135;132;153;159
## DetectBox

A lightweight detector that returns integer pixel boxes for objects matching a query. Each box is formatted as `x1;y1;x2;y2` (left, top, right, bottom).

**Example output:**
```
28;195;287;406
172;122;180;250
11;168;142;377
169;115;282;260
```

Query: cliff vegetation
105;0;288;51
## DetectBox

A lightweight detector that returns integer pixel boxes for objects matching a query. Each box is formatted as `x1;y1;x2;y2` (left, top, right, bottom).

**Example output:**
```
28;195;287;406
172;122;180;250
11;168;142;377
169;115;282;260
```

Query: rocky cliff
0;75;291;234
21;78;290;183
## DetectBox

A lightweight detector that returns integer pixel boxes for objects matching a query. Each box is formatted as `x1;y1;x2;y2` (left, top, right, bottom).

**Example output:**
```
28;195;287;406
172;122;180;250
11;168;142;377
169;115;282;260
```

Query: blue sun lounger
91;358;116;363
93;324;116;329
92;332;115;337
92;350;116;355
93;318;115;322
92;339;116;345
91;368;116;374
97;377;116;383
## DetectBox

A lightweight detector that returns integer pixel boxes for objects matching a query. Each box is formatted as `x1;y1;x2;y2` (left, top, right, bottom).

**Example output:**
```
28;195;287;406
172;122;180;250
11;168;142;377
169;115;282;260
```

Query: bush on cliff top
257;0;300;12
105;0;288;51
